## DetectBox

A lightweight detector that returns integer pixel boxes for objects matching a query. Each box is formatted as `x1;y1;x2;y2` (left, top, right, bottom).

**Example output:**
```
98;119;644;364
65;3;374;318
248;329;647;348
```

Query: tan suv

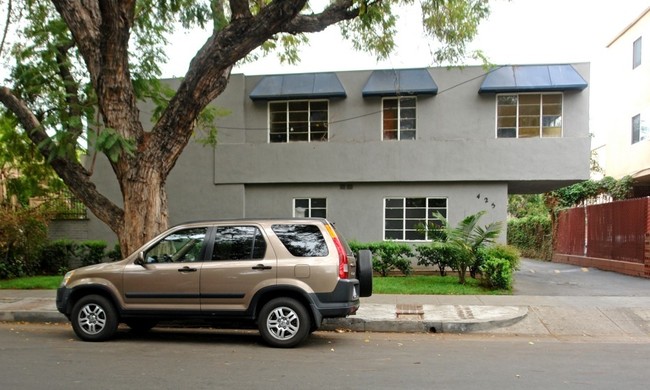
56;219;372;348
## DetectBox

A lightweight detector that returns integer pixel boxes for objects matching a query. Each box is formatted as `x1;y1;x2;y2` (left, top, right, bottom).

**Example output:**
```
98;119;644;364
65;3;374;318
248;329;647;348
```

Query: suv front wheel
71;295;118;342
258;297;311;348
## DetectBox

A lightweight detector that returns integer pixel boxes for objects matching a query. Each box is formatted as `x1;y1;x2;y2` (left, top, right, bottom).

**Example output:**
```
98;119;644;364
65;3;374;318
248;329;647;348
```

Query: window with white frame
633;37;642;69
382;97;416;140
497;93;563;138
384;197;447;241
269;100;328;142
293;198;327;218
632;113;649;144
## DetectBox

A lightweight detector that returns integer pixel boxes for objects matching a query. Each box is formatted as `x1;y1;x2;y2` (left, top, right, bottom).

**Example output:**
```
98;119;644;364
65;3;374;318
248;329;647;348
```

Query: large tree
0;0;490;255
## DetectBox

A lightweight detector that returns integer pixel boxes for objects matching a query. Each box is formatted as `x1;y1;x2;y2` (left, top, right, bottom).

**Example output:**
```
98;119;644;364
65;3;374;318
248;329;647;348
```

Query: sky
161;0;650;78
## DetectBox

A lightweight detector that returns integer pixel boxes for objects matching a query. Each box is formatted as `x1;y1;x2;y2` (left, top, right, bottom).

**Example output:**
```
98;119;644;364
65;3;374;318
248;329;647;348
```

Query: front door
122;227;207;312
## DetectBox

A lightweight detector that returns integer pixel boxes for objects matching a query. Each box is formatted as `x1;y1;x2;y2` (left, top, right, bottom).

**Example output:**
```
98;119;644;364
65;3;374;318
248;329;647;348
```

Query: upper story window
633;37;642;69
269;100;328;143
632;113;649;144
293;198;327;218
382;97;416;140
497;93;562;138
384;197;447;241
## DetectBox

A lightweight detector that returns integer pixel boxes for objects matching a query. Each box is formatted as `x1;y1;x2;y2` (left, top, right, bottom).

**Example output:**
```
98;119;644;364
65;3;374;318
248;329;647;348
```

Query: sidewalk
2;289;650;338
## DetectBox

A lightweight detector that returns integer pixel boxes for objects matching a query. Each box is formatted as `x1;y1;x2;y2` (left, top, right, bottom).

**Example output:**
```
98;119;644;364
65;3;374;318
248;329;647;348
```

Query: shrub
106;243;122;261
414;242;457;276
478;244;520;271
0;206;50;278
38;240;76;275
77;241;107;266
508;215;552;260
349;241;413;276
480;256;513;290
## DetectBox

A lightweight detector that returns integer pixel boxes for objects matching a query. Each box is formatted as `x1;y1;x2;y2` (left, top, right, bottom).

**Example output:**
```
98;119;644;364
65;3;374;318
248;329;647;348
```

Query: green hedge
349;241;413;276
507;215;552;260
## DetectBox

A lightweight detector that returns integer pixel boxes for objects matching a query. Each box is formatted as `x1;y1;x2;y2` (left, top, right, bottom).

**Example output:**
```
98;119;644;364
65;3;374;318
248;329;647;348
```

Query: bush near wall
349;241;413;276
0;207;50;279
507;215;552;260
38;240;109;275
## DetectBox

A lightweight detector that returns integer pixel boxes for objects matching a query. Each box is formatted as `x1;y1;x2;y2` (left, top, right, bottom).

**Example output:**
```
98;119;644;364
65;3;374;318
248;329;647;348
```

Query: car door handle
178;266;198;273
252;264;272;270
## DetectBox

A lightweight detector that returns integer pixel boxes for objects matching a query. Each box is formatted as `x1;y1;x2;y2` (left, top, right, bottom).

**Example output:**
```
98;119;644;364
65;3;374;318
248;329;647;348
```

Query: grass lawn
0;274;509;295
0;275;63;290
373;275;510;295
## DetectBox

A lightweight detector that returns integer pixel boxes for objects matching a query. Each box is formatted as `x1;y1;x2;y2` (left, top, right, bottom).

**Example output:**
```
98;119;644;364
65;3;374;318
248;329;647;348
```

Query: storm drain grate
396;304;424;319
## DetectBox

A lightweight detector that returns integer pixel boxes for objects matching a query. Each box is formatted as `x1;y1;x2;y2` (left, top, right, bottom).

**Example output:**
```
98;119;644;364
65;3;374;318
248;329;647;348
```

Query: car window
144;228;207;263
211;226;267;260
271;224;328;257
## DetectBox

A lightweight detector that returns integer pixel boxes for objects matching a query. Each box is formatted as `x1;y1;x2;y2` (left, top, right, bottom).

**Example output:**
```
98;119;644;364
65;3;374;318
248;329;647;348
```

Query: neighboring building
595;7;650;196
77;63;591;245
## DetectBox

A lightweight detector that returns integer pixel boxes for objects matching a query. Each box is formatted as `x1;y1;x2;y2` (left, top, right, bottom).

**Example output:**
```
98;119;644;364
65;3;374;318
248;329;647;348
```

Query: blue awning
479;64;588;94
362;69;438;97
249;73;347;101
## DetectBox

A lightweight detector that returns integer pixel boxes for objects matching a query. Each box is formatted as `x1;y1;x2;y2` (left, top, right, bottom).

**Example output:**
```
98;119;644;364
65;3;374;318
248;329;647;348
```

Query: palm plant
429;211;503;284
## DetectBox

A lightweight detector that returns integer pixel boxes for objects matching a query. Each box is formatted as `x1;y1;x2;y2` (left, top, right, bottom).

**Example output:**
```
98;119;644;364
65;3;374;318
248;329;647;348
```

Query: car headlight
61;271;75;287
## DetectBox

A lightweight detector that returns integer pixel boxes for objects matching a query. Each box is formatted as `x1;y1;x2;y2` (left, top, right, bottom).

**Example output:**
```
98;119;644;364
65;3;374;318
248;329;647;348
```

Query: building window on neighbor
633;37;642;69
269;100;328;143
384;197;447;241
632;114;649;144
382;97;416;140
497;93;562;138
293;198;327;218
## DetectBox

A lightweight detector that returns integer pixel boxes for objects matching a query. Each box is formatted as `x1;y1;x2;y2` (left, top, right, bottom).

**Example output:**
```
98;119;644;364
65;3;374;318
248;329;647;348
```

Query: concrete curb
0;311;67;323
321;305;528;333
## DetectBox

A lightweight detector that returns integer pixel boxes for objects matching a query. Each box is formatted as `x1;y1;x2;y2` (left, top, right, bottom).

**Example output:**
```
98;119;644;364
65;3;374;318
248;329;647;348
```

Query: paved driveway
514;258;650;296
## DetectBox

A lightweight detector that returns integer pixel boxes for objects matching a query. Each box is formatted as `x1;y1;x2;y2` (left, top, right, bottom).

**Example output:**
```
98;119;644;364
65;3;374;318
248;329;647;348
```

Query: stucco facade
70;63;591;245
595;8;650;196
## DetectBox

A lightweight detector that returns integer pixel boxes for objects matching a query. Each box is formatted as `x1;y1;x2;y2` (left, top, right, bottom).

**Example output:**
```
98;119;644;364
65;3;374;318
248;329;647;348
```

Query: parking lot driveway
514;259;650;296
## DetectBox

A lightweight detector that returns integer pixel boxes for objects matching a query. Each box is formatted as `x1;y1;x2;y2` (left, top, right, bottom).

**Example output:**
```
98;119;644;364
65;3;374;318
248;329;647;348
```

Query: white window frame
495;93;563;138
293;198;327;218
268;100;329;143
383;197;448;241
381;97;417;141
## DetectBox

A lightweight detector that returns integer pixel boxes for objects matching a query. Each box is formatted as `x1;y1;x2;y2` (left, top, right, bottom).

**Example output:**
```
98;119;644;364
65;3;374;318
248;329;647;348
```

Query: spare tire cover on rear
357;249;373;297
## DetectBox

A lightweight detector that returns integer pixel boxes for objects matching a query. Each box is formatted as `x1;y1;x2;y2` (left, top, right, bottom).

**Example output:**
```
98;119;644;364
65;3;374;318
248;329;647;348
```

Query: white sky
161;0;650;78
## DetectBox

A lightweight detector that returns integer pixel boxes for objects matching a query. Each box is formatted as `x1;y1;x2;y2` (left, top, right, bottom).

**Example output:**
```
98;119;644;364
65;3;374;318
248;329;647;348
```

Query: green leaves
551;176;634;208
90;128;136;163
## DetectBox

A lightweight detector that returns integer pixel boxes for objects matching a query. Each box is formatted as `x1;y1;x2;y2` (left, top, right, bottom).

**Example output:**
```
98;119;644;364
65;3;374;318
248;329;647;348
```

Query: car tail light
325;223;349;279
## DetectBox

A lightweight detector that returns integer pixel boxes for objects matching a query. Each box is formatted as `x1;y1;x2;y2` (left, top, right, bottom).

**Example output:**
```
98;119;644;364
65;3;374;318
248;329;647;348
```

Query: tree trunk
117;167;168;257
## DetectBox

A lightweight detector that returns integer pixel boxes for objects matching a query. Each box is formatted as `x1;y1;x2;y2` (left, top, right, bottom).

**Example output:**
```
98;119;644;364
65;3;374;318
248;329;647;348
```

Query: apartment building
65;63;591;244
595;7;650;196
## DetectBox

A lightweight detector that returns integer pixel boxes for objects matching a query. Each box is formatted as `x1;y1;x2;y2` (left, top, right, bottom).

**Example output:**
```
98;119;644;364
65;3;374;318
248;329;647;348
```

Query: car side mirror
134;252;146;267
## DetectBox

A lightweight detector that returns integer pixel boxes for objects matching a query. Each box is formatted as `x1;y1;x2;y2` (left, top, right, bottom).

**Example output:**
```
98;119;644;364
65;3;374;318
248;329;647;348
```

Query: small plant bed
373;275;510;295
0;276;63;290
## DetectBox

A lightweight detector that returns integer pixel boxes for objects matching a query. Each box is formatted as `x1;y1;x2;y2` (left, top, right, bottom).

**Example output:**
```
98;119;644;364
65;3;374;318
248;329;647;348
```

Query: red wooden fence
553;197;650;278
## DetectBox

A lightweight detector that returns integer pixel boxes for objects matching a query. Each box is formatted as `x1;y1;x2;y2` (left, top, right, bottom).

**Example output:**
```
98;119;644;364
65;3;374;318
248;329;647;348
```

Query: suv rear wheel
71;295;118;342
258;297;311;348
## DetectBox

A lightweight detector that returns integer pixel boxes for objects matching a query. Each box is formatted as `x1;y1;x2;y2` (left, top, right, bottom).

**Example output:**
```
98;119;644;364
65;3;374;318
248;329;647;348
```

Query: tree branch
229;0;252;19
283;0;360;34
0;86;125;235
153;0;310;175
55;42;84;141
50;0;102;86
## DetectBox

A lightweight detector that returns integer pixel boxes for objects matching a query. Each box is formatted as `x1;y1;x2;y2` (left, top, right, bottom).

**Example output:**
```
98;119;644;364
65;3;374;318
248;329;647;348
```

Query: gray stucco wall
240;182;507;243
